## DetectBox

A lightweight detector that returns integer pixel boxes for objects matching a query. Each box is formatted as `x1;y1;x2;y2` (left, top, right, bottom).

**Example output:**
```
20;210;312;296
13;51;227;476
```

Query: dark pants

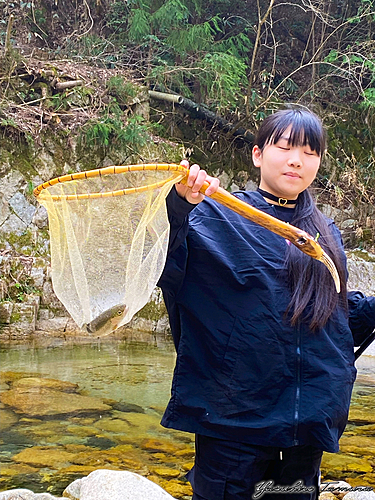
187;435;323;500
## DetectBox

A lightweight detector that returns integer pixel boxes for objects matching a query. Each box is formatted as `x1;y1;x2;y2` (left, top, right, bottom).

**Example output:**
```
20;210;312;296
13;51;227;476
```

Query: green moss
10;312;21;323
137;299;167;321
349;250;375;262
0;137;37;180
6;230;33;251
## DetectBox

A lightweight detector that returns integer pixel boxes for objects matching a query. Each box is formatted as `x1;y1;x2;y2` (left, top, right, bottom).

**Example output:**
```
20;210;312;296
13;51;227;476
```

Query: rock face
347;251;375;297
63;470;175;500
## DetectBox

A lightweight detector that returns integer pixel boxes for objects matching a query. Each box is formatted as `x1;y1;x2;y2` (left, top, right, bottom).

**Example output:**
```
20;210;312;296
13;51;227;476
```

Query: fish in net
34;164;186;335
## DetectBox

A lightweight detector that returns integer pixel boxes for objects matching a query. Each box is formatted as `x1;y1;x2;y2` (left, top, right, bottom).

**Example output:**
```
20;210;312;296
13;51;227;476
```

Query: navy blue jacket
158;188;375;453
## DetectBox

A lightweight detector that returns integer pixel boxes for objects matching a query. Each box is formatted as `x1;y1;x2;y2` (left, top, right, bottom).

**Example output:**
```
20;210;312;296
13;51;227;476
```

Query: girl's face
252;125;321;200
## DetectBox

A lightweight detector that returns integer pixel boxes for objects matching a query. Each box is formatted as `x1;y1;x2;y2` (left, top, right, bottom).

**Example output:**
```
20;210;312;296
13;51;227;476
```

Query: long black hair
255;107;347;331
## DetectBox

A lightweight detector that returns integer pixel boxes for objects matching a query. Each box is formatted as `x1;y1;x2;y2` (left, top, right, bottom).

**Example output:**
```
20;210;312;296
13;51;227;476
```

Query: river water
0;335;374;497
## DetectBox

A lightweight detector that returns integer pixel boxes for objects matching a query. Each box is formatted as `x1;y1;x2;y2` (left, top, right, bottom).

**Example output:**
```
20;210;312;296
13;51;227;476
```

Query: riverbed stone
93;417;130;434
181;461;194;472
345;476;375;488
0;386;111;417
66;425;98;438
174;447;195;458
0;463;40;477
0;408;18;431
12;446;77;468
339;436;375;456
321;453;373;475
349;424;375;436
12;377;79;393
163;480;193;499
140;438;184;455
0;371;40;384
63;469;175;499
348;406;375;424
71;445;146;472
150;467;181;479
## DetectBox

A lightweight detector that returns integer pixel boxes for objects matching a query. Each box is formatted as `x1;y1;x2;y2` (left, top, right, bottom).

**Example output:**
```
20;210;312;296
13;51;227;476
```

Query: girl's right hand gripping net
34;164;186;336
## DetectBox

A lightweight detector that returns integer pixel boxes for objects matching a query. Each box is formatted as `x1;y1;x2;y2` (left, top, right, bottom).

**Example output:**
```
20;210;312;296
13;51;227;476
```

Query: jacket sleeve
164;185;196;256
157;186;196;293
157;186;197;349
348;290;375;346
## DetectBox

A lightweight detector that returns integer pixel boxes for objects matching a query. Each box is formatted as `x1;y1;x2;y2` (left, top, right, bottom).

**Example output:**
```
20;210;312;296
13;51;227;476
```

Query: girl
157;107;375;500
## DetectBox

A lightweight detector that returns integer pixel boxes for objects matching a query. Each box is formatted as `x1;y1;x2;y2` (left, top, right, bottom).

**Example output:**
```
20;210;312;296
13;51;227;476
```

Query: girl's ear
252;145;262;168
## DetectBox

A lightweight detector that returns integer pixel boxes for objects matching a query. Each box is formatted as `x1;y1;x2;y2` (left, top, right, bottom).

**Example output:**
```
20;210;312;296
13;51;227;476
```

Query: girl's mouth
284;172;301;178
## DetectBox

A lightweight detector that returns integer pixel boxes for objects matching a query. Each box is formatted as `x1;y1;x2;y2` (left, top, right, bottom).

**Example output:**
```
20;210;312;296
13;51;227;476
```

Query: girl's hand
176;160;220;204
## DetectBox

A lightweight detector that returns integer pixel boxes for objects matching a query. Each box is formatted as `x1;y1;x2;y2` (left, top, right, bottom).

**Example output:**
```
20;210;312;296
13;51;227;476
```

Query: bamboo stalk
4;15;14;57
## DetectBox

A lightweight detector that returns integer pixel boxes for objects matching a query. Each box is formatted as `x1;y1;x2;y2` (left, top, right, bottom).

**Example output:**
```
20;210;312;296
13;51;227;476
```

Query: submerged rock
12;446;77;468
0;408;18;431
150;467;181;479
140;438;184;455
339;436;375;456
111;401;145;413
12;377;78;393
348;406;375;425
0;386;111;417
321;453;373;475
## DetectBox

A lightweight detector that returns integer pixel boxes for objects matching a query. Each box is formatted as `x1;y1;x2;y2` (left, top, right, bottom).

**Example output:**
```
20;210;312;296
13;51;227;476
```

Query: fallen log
148;90;254;144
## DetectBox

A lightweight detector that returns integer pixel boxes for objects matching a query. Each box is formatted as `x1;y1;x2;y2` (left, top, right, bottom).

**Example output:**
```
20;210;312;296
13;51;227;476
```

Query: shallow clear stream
0;335;374;497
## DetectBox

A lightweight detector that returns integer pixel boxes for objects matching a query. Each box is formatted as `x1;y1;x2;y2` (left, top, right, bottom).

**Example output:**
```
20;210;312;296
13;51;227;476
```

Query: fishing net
34;164;186;334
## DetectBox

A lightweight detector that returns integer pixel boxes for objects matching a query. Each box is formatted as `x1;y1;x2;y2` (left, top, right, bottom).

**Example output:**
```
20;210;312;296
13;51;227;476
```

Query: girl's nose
287;149;303;167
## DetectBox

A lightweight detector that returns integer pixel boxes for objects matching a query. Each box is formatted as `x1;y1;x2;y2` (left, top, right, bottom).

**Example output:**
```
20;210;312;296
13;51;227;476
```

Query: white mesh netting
36;166;185;334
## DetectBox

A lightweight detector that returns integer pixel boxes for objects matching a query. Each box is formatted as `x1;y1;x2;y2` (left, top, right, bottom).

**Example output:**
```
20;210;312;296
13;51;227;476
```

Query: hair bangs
257;108;326;156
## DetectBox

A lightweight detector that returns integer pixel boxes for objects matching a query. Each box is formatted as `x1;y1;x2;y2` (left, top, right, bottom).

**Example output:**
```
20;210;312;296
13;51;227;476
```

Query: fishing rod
354;329;375;360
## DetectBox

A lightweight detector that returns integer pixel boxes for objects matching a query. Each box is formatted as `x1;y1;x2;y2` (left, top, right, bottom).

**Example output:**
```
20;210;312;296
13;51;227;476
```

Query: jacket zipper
293;328;301;446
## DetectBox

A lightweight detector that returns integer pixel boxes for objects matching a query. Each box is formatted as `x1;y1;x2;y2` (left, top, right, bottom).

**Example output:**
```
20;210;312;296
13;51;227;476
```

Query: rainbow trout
83;304;128;337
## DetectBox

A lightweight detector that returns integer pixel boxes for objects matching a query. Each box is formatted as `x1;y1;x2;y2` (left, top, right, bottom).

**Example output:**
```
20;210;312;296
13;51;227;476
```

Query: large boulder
63;469;175;500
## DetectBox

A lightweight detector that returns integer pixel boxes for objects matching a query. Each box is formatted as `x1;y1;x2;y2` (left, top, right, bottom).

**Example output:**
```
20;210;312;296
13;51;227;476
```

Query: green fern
128;8;152;42
80;113;148;151
166;21;215;54
198;52;247;109
216;32;253;59
152;0;189;31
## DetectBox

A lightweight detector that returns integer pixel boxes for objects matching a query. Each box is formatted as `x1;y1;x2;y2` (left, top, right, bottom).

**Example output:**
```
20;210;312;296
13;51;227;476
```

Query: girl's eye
305;151;316;156
278;146;290;150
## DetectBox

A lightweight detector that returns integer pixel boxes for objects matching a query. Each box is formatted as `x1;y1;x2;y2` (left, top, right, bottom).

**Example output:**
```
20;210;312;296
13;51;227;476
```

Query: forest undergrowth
0;0;374;248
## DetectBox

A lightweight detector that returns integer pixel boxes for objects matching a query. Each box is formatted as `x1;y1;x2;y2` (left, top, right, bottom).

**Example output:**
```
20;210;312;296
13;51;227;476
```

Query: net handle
33;163;187;200
34;163;339;291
